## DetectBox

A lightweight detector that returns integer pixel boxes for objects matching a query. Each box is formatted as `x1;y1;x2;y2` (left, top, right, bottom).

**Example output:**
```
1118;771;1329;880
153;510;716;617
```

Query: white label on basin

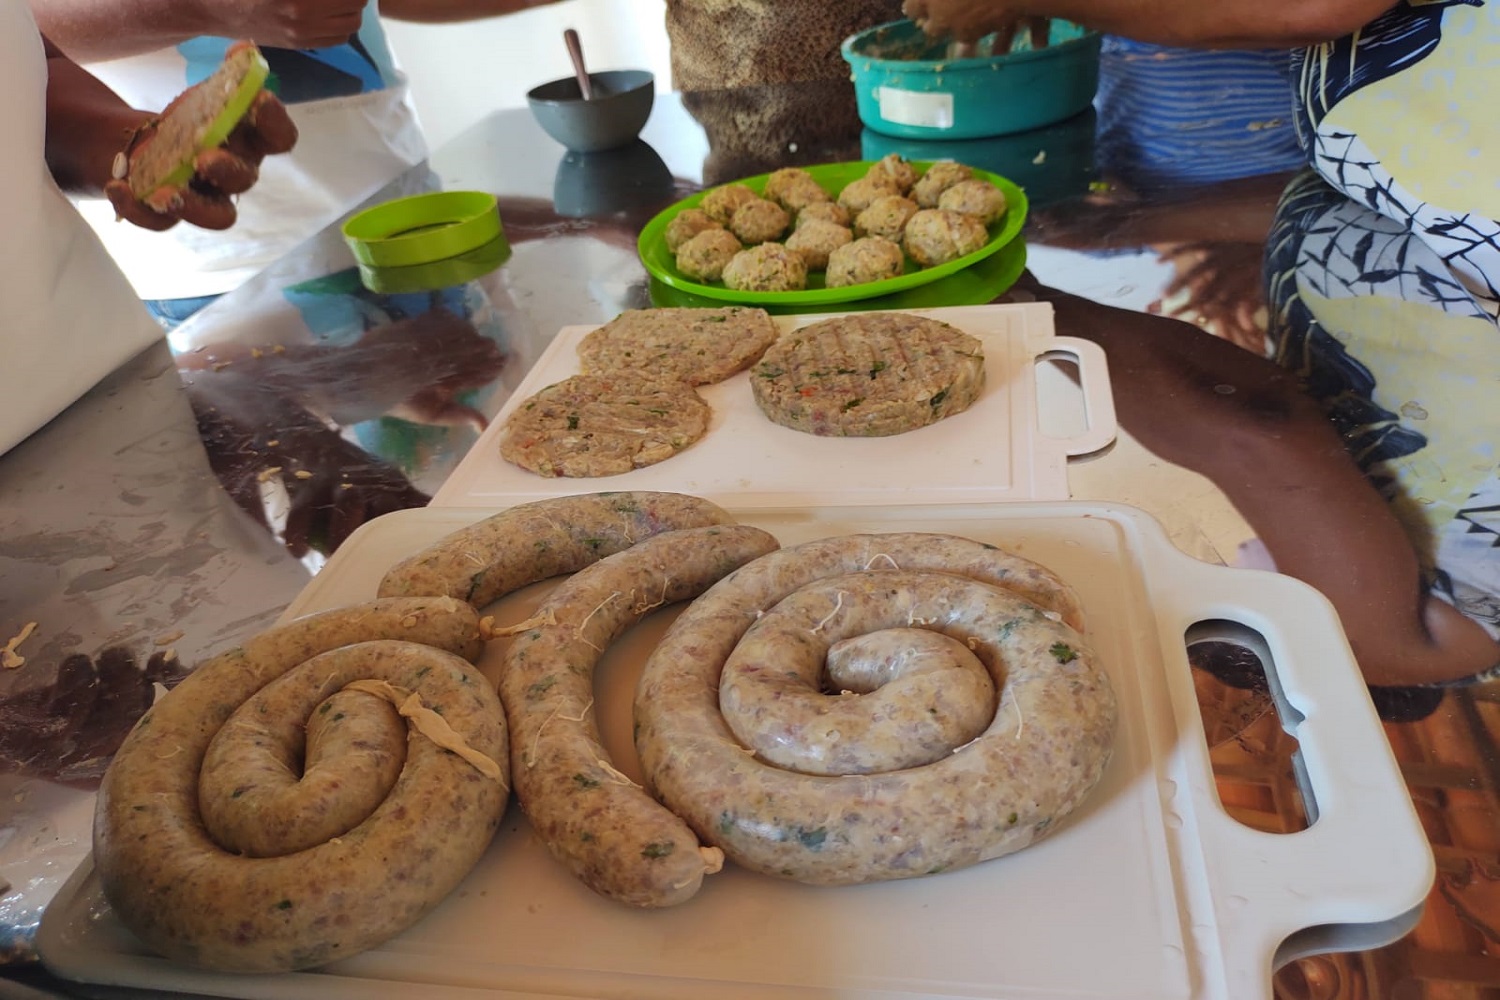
876;87;955;129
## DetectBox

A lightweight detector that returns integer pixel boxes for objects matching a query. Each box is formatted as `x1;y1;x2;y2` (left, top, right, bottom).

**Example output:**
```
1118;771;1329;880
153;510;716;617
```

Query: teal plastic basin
842;19;1101;140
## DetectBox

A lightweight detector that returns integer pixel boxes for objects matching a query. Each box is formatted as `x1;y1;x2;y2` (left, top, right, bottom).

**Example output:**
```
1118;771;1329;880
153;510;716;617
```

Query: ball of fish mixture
903;209;989;267
701;183;758;225
676;228;744;281
837;174;901;214
763;168;831;214
866;153;917;194
664;209;723;253
730;198;791;245
912;161;975;208
796;201;852;230
825;236;905;288
938;180;1007;226
854;195;920;242
722;242;808;292
785;219;853;271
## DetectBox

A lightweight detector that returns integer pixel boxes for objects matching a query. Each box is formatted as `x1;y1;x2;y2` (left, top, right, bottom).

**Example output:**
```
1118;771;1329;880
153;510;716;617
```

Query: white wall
383;0;675;149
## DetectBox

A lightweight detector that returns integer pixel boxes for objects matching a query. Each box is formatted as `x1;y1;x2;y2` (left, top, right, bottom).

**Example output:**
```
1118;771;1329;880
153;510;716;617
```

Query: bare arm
1023;277;1499;688
41;35;152;193
29;0;364;63
903;0;1400;48
378;0;561;23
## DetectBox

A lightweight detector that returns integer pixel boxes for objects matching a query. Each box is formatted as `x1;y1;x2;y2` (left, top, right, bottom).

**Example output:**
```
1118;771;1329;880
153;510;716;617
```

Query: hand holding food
105;42;298;232
902;0;1051;49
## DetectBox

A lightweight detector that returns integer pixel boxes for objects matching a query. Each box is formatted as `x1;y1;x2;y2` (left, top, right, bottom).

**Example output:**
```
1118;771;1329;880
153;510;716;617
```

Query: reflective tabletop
1;78;1496;999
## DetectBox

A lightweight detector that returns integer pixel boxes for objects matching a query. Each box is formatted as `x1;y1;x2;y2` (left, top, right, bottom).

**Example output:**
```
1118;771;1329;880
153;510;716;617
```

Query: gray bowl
527;69;655;154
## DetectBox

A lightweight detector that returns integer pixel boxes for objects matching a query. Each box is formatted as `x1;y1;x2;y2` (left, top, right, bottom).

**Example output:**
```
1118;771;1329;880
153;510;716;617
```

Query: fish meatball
701;183;758;225
730;198;791;245
938;180;1007;225
903;209;989;267
763;168;831;214
866;153;917;194
785;219;853;271
722;242;808;292
912;161;974;208
837;174;901;214
854;195;920;242
796;201;852;230
825;236;905;288
664;209;722;253
675;228;743;281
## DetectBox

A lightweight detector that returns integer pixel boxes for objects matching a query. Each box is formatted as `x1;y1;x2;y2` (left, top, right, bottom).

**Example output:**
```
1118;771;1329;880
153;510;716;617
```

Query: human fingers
1027;16;1051;49
172;187;240;231
104;180;179;232
192;149;259;196
227;91;299;161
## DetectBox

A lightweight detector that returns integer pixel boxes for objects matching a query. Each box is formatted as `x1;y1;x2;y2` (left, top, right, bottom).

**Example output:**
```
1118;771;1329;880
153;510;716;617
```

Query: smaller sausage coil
94;597;507;973
635;533;1117;886
498;524;783;907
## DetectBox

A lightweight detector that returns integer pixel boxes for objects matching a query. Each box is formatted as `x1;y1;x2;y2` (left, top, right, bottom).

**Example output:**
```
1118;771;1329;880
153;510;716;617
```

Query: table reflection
0;75;1495;997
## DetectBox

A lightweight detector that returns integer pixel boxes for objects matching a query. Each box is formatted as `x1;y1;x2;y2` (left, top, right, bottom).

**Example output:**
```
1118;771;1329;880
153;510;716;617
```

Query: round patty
500;374;710;478
750;313;985;437
577;306;780;386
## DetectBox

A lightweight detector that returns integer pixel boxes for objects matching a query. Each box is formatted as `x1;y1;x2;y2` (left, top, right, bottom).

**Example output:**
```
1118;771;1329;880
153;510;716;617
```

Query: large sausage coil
93;597;507;973
635;533;1117;886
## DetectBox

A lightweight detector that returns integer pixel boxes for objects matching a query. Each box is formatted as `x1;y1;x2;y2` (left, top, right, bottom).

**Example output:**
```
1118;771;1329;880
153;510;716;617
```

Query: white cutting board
432;304;1115;508
38;500;1432;1000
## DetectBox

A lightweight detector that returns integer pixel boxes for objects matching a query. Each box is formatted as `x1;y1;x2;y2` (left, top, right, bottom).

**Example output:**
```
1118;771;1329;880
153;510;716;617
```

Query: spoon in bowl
564;28;594;101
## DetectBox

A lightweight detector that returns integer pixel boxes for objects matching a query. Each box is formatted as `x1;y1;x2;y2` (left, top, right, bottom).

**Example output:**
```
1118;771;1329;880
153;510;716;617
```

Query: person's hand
902;0;1048;47
104;70;298;232
216;0;366;49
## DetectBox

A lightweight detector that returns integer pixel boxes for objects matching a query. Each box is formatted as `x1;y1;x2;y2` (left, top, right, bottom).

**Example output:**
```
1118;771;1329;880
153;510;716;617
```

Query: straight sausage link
377;492;736;607
498;524;781;907
94;597;504;973
635;536;1116;886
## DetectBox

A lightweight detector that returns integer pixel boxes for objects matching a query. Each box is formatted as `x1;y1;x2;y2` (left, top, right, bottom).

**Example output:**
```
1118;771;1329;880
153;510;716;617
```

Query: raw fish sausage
635;534;1116;885
95;597;506;973
498;524;781;906
377;492;736;607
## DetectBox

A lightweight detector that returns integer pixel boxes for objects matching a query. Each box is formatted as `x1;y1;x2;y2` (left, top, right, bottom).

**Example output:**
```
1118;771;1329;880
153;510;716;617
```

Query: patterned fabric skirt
1265;170;1500;652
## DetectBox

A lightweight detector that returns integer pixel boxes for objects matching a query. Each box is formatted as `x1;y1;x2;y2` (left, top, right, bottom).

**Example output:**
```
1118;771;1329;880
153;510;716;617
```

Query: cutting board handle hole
1184;621;1317;834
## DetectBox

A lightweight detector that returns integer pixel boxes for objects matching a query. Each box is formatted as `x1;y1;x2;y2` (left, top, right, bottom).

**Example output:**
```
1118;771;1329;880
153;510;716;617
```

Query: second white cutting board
433;304;1115;508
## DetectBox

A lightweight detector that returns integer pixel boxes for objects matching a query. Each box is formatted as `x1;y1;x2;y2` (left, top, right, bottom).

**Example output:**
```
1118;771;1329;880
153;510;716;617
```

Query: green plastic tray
650;237;1026;314
637;160;1028;308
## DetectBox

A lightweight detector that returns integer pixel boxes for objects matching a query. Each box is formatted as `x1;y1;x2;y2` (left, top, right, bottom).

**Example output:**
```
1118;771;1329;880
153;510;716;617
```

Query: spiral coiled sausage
635;533;1117;885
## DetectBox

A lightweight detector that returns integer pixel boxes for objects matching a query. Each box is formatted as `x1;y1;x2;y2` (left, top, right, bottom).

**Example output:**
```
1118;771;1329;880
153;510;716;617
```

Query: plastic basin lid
342;191;503;268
